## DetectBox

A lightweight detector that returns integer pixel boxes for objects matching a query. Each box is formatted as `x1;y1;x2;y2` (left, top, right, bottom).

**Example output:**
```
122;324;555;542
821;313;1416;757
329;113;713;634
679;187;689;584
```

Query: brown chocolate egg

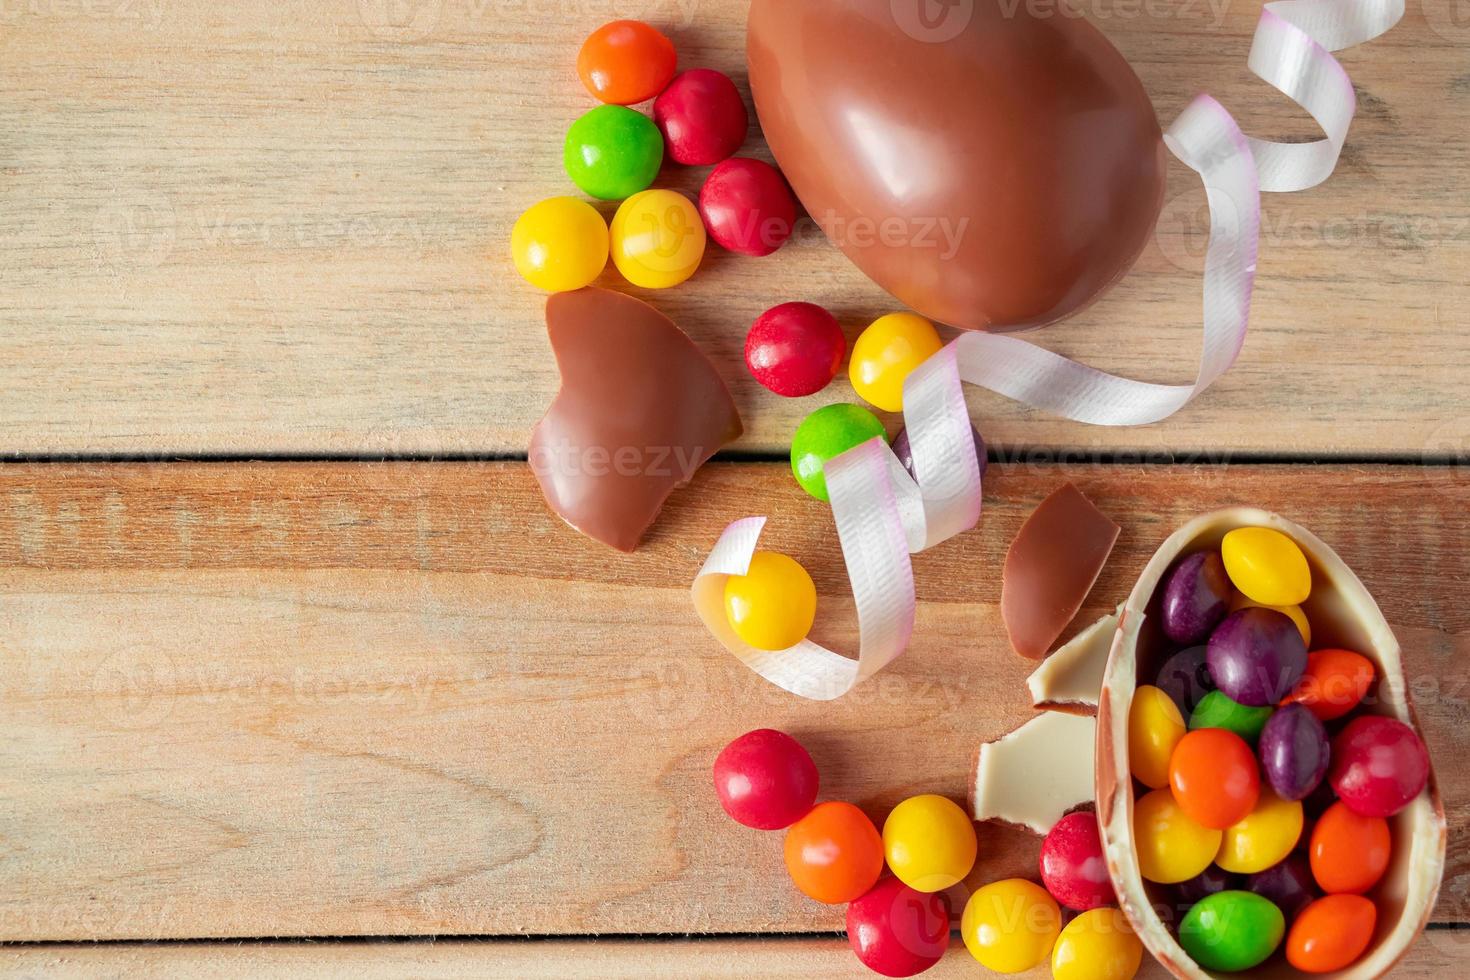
747;0;1167;330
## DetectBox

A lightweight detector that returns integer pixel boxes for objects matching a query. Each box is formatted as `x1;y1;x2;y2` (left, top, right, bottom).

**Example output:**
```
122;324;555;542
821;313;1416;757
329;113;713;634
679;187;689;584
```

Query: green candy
564;105;663;201
790;404;887;501
1179;891;1284;972
1190;690;1275;745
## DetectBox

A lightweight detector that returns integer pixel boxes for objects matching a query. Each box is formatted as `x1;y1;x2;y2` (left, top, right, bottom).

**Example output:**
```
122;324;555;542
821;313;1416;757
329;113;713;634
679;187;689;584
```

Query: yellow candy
1134;788;1223;884
1052;908;1145;980
882;794;978;893
849;312;943;412
1229;592;1311;647
1221;527;1311;606
961;878;1061;974
723;552;817;651
610;189;706;289
1128;685;1185;790
511;196;609;292
1215;787;1304;874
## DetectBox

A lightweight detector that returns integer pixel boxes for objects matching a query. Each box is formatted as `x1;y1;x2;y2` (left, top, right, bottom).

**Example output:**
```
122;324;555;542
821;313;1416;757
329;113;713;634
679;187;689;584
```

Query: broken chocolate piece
1002;484;1120;659
1027;605;1123;710
529;288;742;552
972;711;1096;835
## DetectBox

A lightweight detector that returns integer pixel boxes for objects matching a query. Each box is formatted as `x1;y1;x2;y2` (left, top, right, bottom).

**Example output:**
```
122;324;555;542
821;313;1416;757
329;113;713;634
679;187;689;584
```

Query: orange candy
577;21;677;105
1310;801;1391;894
1169;727;1261;830
1282;649;1375;721
1287;894;1377;973
783;801;884;904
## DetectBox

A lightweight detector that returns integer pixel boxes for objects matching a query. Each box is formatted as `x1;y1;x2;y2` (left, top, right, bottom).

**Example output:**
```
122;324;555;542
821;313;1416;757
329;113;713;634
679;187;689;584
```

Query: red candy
699;158;798;257
846;877;952;978
713;729;819;830
745;302;846;397
653;68;750;165
1329;715;1430;818
1040;812;1114;911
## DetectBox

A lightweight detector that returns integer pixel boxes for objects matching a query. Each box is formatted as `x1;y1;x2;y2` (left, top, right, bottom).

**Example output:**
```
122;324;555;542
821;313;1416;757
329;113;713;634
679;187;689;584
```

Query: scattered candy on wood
1160;550;1232;645
712;729;819;830
783;801;884;905
610;188;705;288
1133;788;1221;885
511;197;609;292
1287;894;1377;972
846;877;951;978
723;551;817;652
960;878;1061;974
1051;908;1144;980
576;20;676;105
1245;854;1317;922
1215;787;1304;874
1039;812;1113;911
1259;703;1331;801
1310;800;1390;895
654;68;749;166
881;794;977;894
1189;689;1274;745
699;158;797;257
1179;890;1285;972
1127;685;1185;790
1168;727;1260;830
564;104;664;201
745;302;845;398
847;313;942;413
1221;526;1312;606
1329;715;1430;817
1284;648;1375;721
1206;606;1308;706
789;403;887;501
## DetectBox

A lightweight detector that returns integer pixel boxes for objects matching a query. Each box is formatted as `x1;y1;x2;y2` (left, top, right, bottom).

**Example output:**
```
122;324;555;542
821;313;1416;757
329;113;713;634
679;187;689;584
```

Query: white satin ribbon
694;0;1403;698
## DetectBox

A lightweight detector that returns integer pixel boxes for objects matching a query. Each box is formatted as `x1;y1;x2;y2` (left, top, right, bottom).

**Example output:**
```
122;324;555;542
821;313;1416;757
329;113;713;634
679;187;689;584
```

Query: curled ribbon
694;0;1404;699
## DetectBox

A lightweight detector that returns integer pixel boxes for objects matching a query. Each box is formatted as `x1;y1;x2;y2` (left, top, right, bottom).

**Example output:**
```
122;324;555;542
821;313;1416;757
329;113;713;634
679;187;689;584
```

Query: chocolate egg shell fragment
1001;484;1119;660
747;0;1166;330
1096;508;1446;980
528;288;742;552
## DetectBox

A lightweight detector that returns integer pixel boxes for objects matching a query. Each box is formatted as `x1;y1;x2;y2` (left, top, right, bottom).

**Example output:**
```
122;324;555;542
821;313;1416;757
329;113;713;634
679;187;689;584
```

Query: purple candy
1247;855;1317;922
1206;607;1308;707
892;424;986;484
1174;865;1238;908
1156;645;1215;716
1259;703;1331;801
1160;551;1232;644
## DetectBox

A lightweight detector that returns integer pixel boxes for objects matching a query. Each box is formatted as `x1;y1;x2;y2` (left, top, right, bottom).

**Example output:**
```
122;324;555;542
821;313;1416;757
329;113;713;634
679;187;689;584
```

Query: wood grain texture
3;935;1469;978
0;461;1465;942
1;1;1467;457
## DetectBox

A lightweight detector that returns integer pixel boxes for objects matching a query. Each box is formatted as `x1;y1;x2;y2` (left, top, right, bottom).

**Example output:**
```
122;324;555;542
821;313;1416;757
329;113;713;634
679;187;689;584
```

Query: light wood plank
1;2;1466;456
2;935;1467;978
0;462;1465;941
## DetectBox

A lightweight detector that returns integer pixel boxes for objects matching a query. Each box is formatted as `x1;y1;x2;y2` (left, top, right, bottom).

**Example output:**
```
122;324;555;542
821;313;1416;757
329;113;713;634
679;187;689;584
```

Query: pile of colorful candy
512;20;800;294
715;729;1147;978
1127;526;1431;973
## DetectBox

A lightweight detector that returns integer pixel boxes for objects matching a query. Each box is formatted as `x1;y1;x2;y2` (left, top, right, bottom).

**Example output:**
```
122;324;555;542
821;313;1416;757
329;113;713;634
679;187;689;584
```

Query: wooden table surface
2;0;1468;976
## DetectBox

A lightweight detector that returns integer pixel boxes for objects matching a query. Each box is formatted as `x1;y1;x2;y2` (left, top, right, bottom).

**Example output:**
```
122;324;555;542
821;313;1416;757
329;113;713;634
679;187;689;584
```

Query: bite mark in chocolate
528;288;742;552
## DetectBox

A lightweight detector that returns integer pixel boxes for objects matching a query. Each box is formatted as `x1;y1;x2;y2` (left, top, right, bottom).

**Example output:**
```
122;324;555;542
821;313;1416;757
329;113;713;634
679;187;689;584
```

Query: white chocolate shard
972;711;1095;835
1026;605;1123;709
